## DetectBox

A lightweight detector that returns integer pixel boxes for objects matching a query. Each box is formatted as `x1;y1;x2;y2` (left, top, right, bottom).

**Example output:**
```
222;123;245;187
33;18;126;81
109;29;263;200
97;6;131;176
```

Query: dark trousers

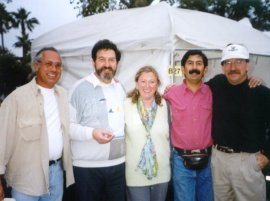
73;163;125;201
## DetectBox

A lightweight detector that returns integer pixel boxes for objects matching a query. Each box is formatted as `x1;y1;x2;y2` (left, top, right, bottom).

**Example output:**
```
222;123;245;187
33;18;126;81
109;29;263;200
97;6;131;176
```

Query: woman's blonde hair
127;66;162;106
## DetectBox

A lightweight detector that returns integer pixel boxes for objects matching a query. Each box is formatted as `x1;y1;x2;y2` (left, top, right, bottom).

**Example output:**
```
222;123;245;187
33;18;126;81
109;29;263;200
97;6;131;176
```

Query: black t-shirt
207;74;270;157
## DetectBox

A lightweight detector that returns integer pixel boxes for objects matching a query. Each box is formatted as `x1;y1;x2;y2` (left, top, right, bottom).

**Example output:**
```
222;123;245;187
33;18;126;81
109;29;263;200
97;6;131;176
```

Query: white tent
31;2;270;91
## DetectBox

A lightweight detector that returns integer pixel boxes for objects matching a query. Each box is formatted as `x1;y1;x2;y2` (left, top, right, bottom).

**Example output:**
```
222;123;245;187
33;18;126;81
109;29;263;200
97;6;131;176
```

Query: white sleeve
69;103;94;141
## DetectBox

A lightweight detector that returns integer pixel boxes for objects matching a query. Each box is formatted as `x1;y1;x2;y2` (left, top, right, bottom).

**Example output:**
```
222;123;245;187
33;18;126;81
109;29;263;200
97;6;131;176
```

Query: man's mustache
228;70;240;75
189;69;201;74
101;66;113;71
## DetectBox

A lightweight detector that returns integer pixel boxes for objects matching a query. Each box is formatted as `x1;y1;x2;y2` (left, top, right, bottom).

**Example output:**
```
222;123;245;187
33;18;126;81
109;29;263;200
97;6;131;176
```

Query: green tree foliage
12;8;39;36
70;0;109;16
0;3;14;50
178;0;270;31
0;4;37;98
120;0;154;8
250;0;270;31
11;8;39;58
69;0;163;16
0;48;32;97
13;33;32;63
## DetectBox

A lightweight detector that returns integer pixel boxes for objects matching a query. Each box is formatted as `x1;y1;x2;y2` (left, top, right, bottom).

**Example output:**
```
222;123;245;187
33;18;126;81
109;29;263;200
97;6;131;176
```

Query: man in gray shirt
69;39;126;201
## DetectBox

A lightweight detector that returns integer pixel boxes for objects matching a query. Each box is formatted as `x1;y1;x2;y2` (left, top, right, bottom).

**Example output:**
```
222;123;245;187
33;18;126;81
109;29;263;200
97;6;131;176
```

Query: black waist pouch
182;153;209;170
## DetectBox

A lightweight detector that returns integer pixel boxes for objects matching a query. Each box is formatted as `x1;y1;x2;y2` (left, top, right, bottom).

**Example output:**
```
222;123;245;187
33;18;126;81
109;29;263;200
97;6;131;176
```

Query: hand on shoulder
248;76;262;88
163;84;176;94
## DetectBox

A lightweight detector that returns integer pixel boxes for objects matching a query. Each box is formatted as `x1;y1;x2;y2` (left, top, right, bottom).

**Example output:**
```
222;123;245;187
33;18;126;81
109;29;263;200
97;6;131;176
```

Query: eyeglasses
223;59;246;67
38;60;63;70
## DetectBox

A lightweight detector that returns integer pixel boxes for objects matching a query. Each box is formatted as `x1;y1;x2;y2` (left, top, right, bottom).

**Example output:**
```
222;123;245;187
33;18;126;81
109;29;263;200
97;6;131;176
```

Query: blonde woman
125;66;171;201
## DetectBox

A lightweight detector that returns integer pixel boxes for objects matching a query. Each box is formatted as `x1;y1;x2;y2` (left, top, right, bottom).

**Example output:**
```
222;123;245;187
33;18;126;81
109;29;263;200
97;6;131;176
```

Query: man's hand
92;129;114;144
248;76;262;88
256;153;269;169
0;181;4;201
163;84;175;94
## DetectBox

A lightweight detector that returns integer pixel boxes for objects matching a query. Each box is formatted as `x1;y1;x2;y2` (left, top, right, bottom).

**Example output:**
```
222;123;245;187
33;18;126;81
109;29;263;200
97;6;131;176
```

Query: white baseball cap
221;44;249;63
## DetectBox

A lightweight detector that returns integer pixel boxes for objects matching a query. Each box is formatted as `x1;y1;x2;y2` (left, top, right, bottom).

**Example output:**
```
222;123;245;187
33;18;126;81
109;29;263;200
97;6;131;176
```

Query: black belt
214;144;241;153
174;147;212;155
49;158;62;166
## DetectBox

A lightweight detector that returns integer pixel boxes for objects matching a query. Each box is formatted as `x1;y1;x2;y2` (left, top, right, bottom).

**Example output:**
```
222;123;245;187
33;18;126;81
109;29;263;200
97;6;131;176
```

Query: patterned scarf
136;97;158;180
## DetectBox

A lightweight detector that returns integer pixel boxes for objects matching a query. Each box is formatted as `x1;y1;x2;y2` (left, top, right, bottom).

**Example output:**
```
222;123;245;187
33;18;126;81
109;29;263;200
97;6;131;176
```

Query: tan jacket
0;78;74;196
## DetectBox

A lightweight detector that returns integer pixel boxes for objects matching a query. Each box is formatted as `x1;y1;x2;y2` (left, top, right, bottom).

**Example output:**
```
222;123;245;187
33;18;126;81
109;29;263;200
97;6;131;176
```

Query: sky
4;0;78;56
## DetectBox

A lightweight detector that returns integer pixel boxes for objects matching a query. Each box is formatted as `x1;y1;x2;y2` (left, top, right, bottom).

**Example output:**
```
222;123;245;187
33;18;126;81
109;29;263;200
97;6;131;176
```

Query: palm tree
13;33;31;61
12;7;39;58
0;3;14;50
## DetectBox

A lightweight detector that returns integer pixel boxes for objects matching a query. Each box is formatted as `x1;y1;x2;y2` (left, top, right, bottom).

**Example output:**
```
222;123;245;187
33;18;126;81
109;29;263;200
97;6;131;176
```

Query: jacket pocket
18;118;42;141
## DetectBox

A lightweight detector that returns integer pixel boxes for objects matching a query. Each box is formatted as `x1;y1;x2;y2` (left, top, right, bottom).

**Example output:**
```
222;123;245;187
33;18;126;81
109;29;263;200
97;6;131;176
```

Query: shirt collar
182;79;208;94
87;72;117;88
30;77;59;96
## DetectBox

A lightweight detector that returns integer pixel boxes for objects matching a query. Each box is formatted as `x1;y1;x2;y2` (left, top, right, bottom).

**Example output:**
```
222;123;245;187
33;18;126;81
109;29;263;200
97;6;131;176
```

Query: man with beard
207;43;270;201
69;39;126;201
163;50;213;201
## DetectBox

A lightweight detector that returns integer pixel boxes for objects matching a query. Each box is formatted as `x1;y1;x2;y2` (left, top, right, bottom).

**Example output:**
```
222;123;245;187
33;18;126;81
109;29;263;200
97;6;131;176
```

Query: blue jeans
126;182;169;201
11;161;63;201
172;150;214;201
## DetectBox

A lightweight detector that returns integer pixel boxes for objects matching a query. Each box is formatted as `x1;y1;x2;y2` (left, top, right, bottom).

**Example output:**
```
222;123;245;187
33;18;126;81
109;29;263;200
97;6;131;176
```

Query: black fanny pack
175;147;211;170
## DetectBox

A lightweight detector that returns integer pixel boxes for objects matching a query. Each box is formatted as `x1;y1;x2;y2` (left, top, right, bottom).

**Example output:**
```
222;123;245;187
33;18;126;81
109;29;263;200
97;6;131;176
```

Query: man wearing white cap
207;43;270;201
